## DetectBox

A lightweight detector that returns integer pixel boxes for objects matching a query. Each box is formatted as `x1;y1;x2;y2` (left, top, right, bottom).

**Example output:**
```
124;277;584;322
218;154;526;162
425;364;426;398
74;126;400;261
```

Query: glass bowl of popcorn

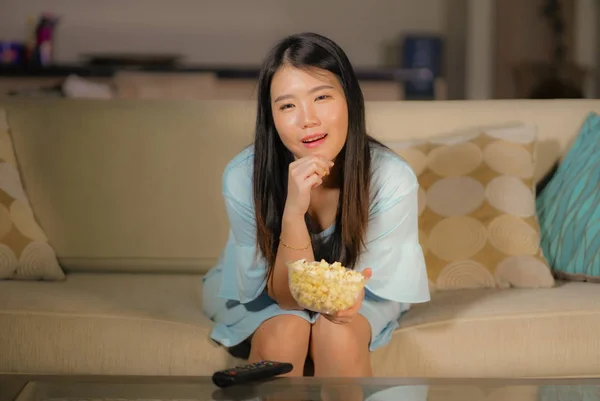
287;259;366;315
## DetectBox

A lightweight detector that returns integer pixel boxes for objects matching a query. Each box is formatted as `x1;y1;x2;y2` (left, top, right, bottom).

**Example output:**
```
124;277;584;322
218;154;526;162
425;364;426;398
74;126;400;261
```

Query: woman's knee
310;314;372;376
251;314;311;362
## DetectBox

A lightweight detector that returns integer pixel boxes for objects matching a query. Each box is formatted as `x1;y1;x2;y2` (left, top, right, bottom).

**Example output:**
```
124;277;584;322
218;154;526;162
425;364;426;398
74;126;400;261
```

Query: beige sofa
1;98;599;380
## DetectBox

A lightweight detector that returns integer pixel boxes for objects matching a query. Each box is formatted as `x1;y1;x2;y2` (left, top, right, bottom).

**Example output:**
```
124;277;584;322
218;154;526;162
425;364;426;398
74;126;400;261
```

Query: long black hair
253;32;379;274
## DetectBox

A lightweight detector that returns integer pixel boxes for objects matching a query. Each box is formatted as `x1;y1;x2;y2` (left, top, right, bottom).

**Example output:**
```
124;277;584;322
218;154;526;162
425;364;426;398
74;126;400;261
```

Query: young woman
202;32;430;377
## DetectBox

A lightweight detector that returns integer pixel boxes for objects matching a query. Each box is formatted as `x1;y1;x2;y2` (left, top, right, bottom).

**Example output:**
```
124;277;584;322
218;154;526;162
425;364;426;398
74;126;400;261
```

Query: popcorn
287;259;365;314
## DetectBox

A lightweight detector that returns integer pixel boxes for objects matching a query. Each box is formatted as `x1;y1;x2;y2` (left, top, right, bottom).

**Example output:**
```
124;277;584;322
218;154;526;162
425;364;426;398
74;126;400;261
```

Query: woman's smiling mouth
302;133;328;148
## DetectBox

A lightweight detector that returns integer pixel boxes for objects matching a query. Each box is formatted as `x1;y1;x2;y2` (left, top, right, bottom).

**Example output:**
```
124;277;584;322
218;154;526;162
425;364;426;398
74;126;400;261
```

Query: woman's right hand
284;155;334;217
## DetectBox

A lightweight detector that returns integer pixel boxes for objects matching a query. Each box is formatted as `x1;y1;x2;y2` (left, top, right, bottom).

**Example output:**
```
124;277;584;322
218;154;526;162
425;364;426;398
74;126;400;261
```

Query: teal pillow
536;112;600;281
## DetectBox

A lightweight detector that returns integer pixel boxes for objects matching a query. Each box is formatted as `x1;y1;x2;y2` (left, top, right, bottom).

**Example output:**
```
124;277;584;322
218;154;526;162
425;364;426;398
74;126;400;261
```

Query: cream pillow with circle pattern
0;109;65;280
386;124;555;291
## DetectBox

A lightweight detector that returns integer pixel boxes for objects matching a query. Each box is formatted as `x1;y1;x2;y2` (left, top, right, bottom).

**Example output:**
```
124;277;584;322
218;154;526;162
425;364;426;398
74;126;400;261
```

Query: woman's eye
279;103;294;110
316;95;330;101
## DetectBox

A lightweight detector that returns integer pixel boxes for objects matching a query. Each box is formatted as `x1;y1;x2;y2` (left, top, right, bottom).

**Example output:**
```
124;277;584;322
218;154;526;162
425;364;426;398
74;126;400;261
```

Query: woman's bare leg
248;314;311;377
310;314;372;377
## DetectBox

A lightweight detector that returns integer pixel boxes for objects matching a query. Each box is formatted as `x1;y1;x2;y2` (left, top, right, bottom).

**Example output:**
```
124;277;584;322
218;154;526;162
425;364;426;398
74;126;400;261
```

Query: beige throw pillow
386;125;554;291
0;109;65;280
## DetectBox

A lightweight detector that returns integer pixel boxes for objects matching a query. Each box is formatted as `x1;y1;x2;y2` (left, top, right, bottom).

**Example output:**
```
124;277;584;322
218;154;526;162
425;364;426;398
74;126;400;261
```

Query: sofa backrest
1;98;599;274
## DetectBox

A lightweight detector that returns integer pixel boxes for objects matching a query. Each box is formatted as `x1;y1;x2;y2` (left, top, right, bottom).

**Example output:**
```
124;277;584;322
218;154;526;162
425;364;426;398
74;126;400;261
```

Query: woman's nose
300;104;320;128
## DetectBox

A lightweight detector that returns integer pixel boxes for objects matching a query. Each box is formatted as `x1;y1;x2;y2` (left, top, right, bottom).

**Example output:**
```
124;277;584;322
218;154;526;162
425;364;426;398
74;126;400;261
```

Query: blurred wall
444;0;468;100
574;0;598;97
0;0;447;68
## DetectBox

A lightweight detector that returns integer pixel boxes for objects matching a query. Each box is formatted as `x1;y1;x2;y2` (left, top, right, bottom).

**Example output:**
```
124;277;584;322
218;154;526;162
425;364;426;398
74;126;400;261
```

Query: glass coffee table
2;374;600;401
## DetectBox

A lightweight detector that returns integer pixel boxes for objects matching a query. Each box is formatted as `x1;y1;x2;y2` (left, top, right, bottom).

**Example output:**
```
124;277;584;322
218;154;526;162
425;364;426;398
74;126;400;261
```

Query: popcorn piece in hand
287;259;365;314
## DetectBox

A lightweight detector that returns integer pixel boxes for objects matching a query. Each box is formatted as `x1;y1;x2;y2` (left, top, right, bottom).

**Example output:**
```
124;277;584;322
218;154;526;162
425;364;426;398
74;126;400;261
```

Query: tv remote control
212;360;293;388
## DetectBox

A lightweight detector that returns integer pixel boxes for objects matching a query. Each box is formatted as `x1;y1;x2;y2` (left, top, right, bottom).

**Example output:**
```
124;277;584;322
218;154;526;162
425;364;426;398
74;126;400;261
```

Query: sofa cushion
1;273;598;378
372;280;600;378
537;112;600;281
385;125;554;291
0;272;243;375
0;109;65;281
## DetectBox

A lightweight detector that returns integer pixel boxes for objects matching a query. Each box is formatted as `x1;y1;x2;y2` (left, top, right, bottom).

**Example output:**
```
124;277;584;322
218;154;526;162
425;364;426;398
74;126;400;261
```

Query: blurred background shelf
0;65;447;101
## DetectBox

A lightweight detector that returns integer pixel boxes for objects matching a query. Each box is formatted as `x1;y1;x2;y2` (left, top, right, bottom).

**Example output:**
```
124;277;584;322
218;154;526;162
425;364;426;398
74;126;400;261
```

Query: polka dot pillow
386;125;555;291
0;109;65;280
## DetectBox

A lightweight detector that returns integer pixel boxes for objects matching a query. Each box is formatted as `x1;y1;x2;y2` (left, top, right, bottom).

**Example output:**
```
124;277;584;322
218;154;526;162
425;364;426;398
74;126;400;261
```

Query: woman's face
270;65;348;161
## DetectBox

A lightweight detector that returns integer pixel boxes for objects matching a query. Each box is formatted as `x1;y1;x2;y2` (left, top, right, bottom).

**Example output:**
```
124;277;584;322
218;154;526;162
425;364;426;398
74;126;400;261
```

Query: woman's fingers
306;172;323;188
334;293;364;319
291;157;331;189
318;270;372;325
295;156;333;179
334;276;369;319
335;300;361;318
323;314;352;325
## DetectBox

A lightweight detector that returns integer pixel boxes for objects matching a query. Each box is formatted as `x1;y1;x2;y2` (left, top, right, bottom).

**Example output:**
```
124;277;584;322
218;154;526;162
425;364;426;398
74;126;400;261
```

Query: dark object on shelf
81;53;183;67
0;41;27;66
30;13;60;66
400;35;442;100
